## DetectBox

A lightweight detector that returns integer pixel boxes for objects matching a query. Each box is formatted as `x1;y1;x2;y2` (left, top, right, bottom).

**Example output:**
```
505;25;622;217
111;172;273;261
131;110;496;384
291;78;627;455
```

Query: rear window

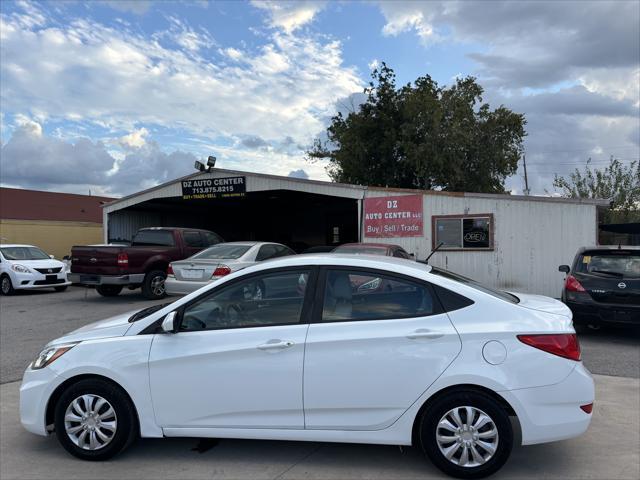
192;244;251;260
430;267;519;304
334;245;389;255
132;230;175;247
575;251;640;279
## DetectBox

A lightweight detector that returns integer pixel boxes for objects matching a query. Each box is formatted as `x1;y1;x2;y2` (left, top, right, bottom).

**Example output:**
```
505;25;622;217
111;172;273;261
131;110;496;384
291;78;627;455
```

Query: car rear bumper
165;276;211;296
503;362;594;445
68;273;145;286
566;298;640;325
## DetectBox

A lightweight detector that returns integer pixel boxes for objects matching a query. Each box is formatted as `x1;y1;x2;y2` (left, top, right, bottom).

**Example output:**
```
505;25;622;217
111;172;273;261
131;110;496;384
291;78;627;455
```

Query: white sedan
19;254;594;478
0;244;71;295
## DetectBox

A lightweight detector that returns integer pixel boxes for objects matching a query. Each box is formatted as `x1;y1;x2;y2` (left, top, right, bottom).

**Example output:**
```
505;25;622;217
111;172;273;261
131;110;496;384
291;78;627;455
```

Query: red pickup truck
69;227;223;299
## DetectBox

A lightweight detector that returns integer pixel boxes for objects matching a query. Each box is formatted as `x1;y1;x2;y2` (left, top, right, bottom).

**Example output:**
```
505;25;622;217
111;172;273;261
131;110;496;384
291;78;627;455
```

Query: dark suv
559;246;639;327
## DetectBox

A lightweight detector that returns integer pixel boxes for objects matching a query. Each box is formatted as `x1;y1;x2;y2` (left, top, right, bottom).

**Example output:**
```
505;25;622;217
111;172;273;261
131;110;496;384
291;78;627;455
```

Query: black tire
0;274;15;295
95;285;123;297
418;390;513;479
54;286;68;292
54;378;137;461
141;270;166;300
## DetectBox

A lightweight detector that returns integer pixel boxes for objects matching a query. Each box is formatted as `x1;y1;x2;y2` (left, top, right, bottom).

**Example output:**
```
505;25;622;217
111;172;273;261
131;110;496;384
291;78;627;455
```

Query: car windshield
191;244;252;260
334;246;389;255
0;246;50;260
430;267;520;304
575;252;640;279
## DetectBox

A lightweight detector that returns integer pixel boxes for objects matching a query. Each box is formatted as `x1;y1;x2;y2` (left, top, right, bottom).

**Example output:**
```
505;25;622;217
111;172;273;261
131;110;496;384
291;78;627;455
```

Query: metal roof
102;167;610;210
0;187;115;223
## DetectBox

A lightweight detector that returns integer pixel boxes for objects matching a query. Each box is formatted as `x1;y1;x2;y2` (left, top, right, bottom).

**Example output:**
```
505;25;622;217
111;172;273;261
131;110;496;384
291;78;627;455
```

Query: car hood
48;310;137;345
511;292;572;318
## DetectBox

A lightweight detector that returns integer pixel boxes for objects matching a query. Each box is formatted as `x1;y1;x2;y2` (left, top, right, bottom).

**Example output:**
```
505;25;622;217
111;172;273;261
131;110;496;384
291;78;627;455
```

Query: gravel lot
1;285;639;384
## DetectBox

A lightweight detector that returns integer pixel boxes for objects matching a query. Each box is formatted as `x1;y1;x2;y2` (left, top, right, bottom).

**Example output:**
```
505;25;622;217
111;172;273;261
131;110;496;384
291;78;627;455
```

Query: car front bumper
68;273;145;286
10;271;70;290
503;362;595;445
165;276;212;296
19;366;61;436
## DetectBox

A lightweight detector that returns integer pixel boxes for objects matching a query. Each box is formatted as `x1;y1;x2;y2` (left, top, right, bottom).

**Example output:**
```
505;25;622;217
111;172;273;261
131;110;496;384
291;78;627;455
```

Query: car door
303;267;462;430
149;267;316;429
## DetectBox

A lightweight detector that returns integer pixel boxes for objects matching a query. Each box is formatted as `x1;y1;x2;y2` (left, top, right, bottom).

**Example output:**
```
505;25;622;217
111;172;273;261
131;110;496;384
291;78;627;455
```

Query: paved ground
1;286;638;384
1;374;638;480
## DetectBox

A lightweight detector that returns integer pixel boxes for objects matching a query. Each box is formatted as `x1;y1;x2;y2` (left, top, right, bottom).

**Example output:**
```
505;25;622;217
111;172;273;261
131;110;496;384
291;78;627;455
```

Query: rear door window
184;231;205;247
256;244;278;261
321;269;439;322
204;232;224;246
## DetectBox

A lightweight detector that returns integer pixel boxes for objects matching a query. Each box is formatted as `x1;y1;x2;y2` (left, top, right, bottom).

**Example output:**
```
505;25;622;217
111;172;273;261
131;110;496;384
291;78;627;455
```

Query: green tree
307;63;527;193
553;157;640;223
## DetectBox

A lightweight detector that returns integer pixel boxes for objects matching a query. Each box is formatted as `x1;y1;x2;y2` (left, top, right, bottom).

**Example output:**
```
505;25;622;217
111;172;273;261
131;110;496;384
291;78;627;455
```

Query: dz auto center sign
364;194;423;238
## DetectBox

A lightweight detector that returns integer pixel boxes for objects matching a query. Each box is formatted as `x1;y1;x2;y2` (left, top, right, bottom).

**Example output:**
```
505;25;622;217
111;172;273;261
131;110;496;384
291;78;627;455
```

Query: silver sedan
165;242;296;295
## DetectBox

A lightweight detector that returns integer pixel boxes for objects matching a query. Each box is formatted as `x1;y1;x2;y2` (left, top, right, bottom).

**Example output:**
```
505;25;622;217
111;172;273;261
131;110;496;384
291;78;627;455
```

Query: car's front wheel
418;390;513;479
141;270;166;300
0;274;15;295
54;379;137;461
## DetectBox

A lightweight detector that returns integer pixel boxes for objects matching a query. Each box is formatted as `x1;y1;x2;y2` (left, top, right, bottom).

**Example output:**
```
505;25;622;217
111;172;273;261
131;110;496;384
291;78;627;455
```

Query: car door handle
406;329;444;340
257;340;295;350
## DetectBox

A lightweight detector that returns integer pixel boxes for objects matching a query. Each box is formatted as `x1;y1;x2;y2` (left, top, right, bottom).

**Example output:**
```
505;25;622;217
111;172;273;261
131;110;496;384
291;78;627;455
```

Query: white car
0;244;71;295
165;241;296;296
19;254;594;478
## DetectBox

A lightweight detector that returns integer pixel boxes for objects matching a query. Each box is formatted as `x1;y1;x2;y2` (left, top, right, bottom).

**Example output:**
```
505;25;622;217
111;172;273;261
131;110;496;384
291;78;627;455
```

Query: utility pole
522;154;530;195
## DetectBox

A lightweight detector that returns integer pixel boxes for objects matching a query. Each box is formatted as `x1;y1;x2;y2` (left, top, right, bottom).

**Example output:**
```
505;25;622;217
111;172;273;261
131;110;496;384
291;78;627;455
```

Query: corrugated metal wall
363;189;597;298
105;169;600;298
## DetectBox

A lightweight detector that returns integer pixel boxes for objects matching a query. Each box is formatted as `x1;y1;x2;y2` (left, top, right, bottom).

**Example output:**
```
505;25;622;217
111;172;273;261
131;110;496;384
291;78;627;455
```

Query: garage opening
107;190;359;252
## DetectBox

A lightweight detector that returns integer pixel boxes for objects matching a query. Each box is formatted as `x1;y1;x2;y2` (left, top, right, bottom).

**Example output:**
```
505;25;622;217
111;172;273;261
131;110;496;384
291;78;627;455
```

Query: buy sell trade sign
363;194;423;238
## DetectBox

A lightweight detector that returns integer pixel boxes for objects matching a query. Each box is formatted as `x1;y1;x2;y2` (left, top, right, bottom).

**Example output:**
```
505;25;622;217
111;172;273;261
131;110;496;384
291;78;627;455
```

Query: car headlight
11;264;30;273
31;343;78;370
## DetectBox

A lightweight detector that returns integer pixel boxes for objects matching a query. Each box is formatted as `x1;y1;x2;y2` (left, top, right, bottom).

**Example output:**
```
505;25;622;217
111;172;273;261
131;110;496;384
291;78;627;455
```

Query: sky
0;0;638;197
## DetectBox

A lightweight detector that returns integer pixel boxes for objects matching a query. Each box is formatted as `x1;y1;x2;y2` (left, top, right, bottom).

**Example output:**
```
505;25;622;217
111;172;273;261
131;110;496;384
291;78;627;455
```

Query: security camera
194;160;206;172
207;156;216;168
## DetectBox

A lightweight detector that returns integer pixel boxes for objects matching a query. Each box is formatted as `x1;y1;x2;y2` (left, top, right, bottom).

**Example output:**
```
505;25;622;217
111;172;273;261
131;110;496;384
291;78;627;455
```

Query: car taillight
212;265;231;277
117;253;128;266
580;403;593;414
565;274;585;292
517;333;581;361
167;264;174;276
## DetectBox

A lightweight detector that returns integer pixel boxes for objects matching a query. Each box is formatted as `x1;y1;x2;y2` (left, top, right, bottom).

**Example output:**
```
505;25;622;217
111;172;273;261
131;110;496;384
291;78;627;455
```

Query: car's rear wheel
54;379;137;461
418;390;513;479
0;275;15;295
96;285;123;297
141;270;166;300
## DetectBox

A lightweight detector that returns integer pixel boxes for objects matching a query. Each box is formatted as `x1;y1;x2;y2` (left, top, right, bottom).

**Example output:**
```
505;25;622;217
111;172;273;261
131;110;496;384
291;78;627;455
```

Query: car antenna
424;242;444;264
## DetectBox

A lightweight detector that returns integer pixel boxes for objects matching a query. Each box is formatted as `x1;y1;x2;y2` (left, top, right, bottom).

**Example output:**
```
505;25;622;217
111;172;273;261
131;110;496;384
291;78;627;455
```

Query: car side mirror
49;254;55;259
161;311;179;334
558;265;570;273
409;253;416;260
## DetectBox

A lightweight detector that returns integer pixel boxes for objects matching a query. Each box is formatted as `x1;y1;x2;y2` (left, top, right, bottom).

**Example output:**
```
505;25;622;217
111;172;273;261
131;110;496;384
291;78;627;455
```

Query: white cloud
368;58;379;70
101;1;152;15
119;127;149;149
381;10;435;41
251;1;325;33
0;4;361;150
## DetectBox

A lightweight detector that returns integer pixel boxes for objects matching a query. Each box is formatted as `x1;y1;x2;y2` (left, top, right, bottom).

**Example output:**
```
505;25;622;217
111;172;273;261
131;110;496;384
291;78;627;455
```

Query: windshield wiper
590;269;624;278
128;302;171;322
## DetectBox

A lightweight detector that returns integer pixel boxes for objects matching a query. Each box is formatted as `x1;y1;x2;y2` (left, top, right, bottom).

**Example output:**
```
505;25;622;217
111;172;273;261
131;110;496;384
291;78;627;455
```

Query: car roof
577;245;640;253
257;253;431;273
0;244;37;248
335;243;397;249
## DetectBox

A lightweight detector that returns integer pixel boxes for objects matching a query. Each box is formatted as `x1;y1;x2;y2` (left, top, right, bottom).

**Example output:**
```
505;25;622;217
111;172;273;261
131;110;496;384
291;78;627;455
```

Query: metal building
102;168;607;298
